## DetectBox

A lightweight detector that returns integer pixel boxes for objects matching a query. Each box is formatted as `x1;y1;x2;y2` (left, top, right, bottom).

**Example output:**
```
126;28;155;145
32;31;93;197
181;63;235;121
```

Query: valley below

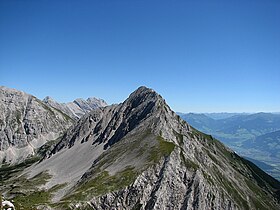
179;112;280;181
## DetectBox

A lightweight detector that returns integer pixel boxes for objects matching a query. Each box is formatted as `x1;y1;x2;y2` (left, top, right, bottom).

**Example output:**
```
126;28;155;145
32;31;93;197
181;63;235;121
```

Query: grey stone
0;86;73;164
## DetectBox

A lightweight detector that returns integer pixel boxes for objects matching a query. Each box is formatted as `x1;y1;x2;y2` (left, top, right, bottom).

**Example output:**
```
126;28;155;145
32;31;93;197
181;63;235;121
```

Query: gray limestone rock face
86;97;107;109
0;86;73;164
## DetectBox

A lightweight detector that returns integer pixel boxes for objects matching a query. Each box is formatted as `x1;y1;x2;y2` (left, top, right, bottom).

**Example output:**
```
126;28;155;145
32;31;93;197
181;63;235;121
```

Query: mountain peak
126;86;162;107
86;97;107;108
48;86;180;153
130;86;156;96
42;96;55;103
0;86;30;97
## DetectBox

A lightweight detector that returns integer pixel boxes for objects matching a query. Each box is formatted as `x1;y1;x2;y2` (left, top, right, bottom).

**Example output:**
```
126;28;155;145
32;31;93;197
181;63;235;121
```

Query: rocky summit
1;86;280;210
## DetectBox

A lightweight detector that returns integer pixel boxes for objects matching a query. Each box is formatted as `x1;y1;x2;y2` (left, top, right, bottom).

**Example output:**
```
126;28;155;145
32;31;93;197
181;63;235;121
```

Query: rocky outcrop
43;96;107;120
5;86;280;209
0;86;73;164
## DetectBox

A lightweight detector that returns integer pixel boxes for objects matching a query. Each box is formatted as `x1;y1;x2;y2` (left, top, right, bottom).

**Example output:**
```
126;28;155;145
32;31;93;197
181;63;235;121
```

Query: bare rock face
43;96;107;120
86;97;107;109
0;86;73;164
8;86;280;209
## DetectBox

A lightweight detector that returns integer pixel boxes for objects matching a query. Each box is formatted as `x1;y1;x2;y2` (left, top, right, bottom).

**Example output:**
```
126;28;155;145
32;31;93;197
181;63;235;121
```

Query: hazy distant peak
86;97;107;107
42;96;55;103
86;97;105;102
73;98;86;103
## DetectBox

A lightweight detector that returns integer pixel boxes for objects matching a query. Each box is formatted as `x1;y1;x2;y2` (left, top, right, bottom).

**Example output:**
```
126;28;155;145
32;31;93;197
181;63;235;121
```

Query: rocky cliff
0;86;73;164
1;87;280;210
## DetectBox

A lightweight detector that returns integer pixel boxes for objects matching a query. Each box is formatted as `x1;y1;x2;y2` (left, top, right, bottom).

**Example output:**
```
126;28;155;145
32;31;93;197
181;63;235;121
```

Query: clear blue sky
1;0;279;112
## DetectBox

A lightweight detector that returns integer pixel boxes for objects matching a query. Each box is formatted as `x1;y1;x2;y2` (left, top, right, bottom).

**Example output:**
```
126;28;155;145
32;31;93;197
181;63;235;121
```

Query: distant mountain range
203;113;250;120
177;112;250;120
179;112;280;180
1;86;280;209
43;96;107;120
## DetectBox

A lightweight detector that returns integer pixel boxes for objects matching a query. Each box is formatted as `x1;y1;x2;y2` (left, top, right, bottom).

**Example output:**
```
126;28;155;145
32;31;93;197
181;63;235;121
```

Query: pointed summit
127;86;158;102
130;86;155;94
123;86;166;116
125;86;159;107
42;96;55;103
48;86;169;154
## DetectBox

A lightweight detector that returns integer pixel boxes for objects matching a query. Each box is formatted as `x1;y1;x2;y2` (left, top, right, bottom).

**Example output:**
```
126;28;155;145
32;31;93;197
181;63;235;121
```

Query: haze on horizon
1;0;279;113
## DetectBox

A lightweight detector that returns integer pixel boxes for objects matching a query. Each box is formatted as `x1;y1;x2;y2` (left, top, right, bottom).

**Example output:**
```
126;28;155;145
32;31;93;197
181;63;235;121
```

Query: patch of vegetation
241;157;280;190
3;166;67;209
7;171;52;194
149;136;175;162
201;170;214;185
212;139;234;160
173;129;184;145
0;156;40;182
234;161;279;209
16;110;21;124
180;151;199;171
29;171;52;186
192;127;234;160
13;183;66;210
14;189;51;209
244;179;274;210
212;166;249;209
158;136;175;156
191;127;233;161
1;158;67;210
192;126;238;164
202;148;219;165
64;166;137;202
191;127;214;142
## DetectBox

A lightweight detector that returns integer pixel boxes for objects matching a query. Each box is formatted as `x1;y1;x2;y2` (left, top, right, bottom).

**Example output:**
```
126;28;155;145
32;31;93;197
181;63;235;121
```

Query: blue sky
1;0;279;112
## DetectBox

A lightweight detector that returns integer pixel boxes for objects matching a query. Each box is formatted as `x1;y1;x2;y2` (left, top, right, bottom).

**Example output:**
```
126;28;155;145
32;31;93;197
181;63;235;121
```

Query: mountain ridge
43;95;107;120
1;86;280;209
